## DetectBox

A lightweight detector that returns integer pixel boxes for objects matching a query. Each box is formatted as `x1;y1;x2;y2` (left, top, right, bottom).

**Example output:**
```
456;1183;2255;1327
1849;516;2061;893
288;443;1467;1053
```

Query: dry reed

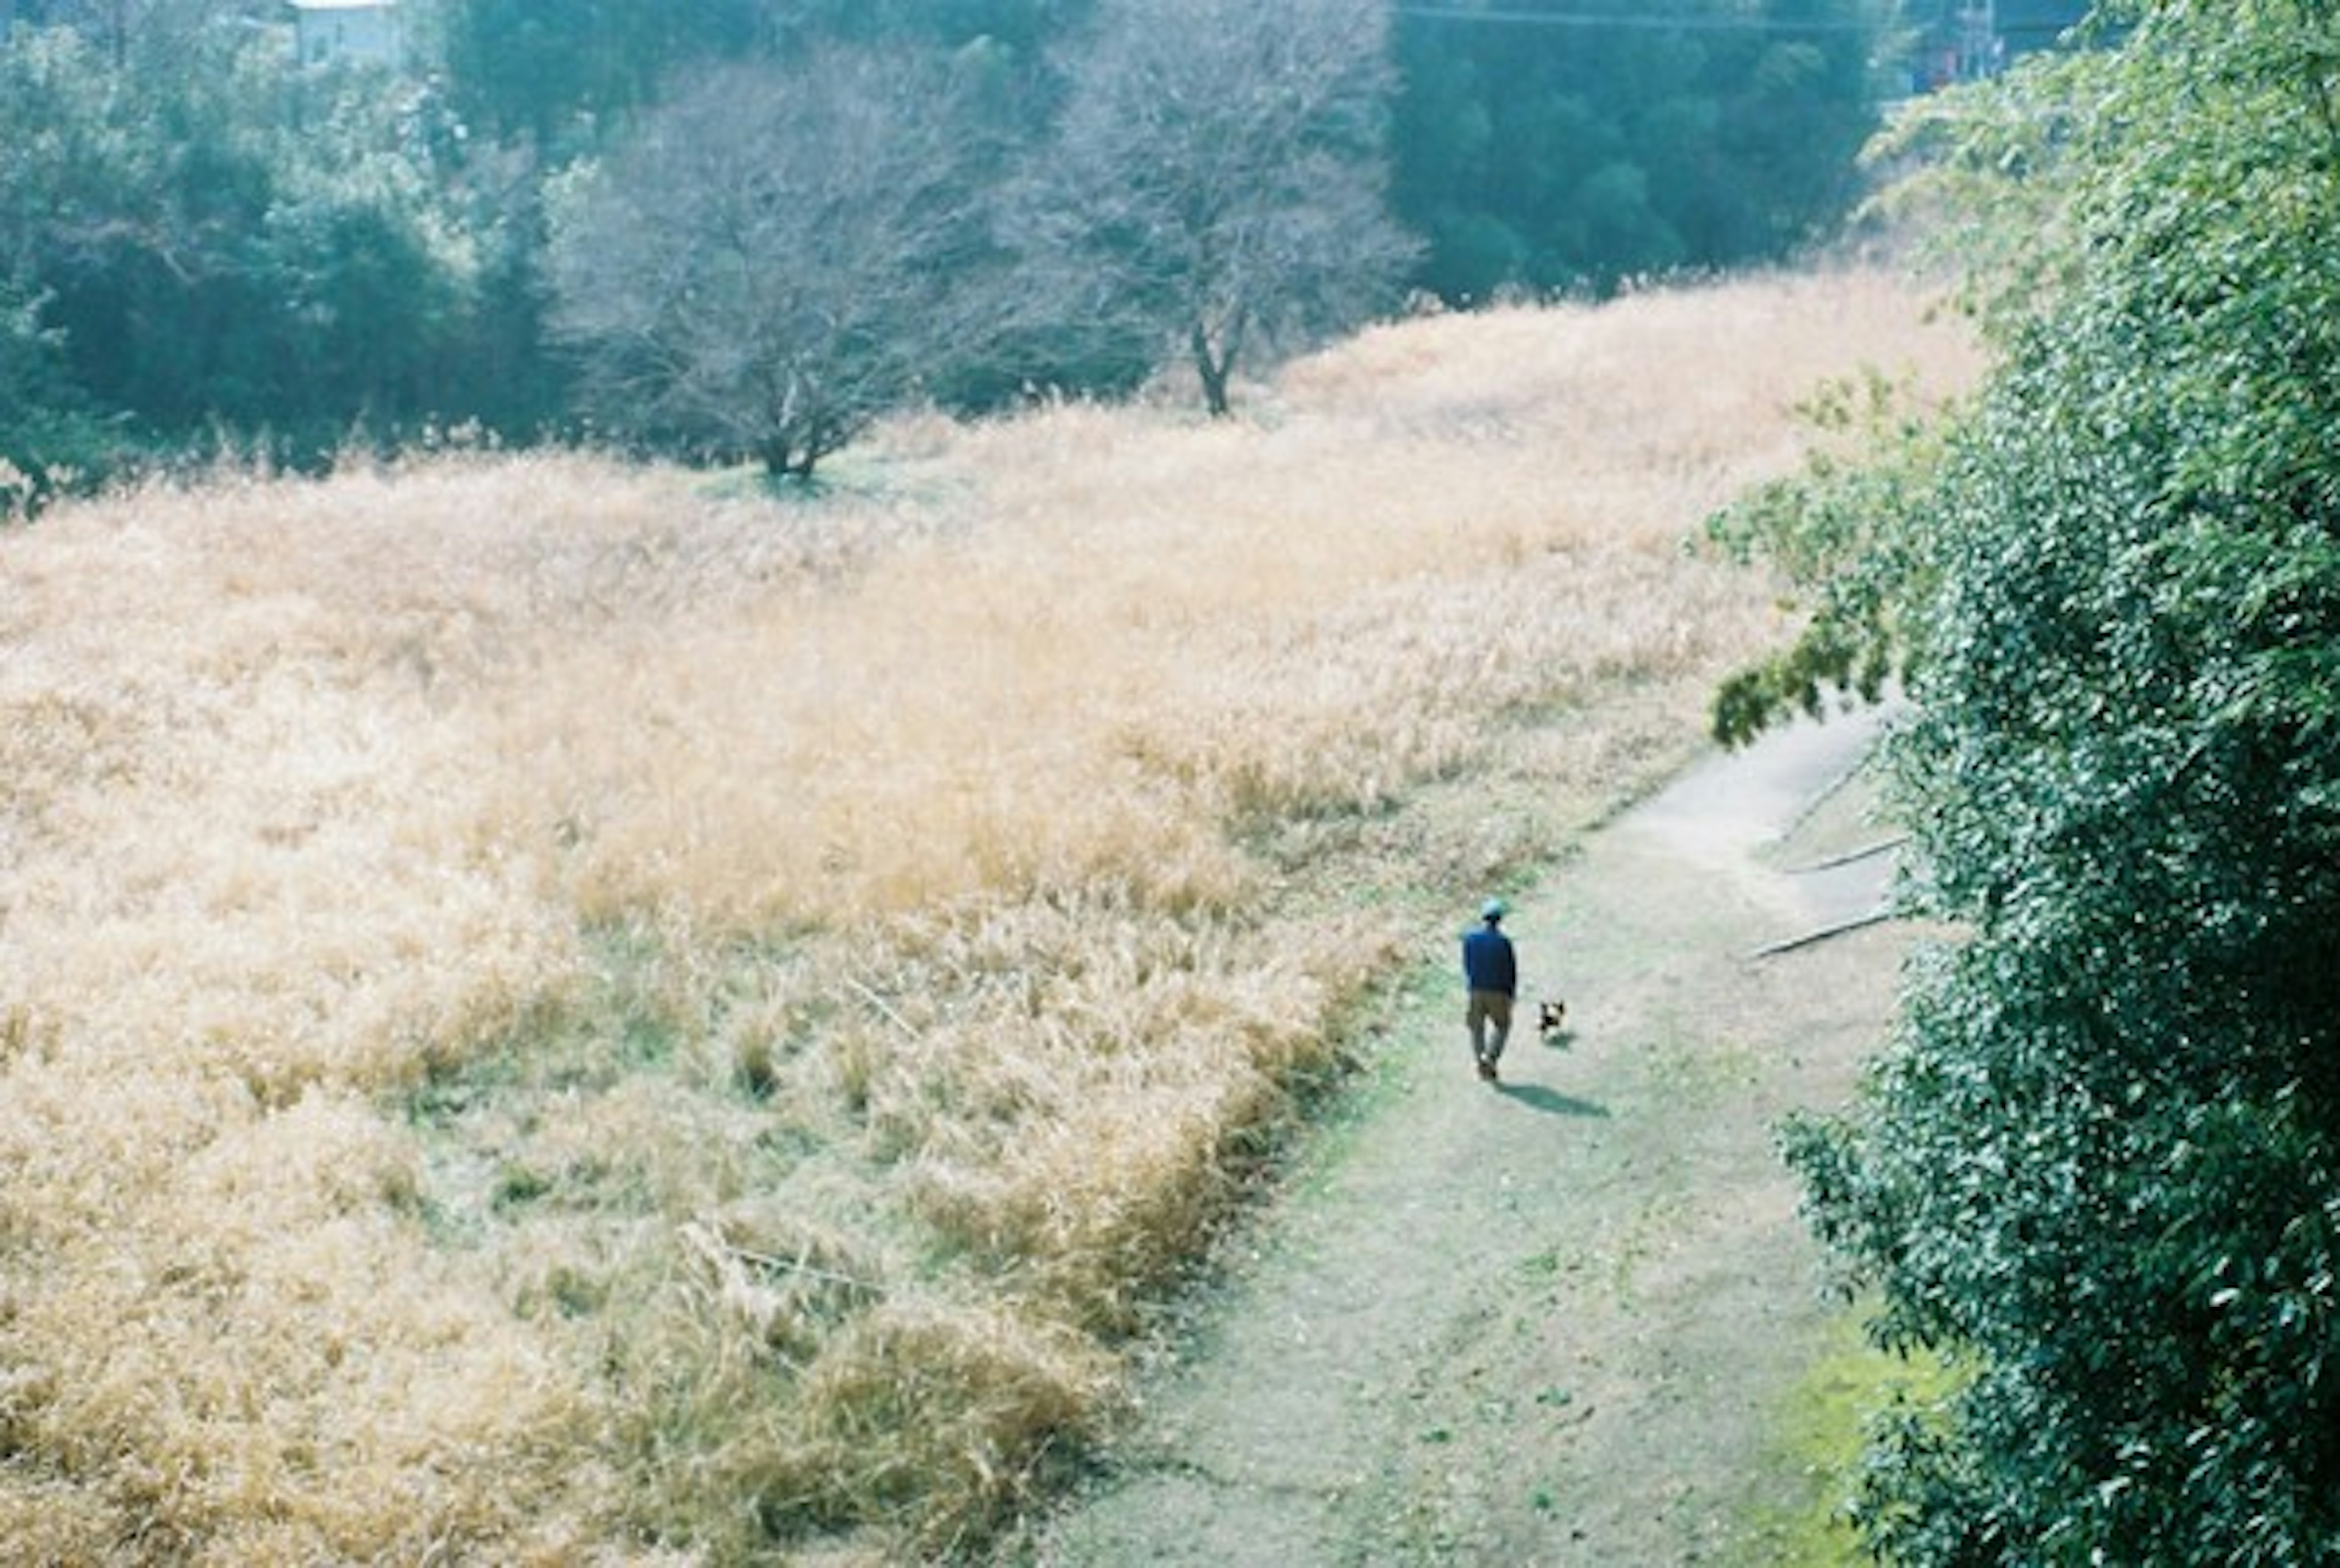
0;268;1979;1561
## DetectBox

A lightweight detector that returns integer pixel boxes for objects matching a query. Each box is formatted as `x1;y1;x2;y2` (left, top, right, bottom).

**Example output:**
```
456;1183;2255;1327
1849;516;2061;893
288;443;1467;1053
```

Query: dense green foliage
1703;368;1957;746
0;10;517;492
0;0;1893;497
1745;2;2340;1560
1391;0;1885;300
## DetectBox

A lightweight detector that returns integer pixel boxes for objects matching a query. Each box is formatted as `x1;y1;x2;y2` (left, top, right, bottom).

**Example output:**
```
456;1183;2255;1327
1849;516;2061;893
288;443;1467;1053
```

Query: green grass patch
1743;1305;1961;1566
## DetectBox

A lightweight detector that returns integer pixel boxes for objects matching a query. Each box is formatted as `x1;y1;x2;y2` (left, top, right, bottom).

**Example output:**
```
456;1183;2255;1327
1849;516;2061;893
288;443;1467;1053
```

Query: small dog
1537;998;1568;1040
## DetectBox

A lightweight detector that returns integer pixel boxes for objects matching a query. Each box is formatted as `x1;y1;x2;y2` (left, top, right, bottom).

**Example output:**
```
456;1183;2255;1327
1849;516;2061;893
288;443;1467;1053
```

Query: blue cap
1481;898;1506;921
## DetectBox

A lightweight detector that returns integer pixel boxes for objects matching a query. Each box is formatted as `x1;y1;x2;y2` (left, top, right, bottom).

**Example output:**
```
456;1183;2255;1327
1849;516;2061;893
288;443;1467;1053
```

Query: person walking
1461;897;1517;1083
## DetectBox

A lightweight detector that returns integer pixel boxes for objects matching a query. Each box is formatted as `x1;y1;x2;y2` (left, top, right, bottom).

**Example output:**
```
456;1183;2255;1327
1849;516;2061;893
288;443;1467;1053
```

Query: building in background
1905;1;2097;91
287;0;402;68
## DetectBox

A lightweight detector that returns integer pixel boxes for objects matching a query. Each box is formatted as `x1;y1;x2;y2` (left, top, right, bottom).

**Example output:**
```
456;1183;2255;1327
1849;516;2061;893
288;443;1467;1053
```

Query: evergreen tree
1391;0;1886;300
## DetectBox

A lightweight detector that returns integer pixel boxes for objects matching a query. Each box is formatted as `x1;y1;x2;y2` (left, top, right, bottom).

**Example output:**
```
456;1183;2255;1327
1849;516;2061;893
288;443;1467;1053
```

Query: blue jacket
1462;923;1517;996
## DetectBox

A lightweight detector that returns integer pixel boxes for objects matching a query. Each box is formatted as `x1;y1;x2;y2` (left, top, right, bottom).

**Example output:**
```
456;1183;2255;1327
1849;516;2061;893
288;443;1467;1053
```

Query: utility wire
1392;4;1882;32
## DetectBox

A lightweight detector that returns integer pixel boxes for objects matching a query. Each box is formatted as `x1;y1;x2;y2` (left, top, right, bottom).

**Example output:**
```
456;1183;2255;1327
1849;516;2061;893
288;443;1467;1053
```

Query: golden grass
0;268;1979;1561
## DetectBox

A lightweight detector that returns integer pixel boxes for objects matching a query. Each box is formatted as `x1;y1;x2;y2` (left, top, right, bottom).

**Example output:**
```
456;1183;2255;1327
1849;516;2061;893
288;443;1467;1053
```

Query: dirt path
1008;709;1913;1566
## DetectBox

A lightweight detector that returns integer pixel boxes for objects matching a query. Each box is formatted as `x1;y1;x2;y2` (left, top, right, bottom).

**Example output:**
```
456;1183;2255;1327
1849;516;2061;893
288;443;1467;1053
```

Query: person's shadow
1496;1080;1607;1118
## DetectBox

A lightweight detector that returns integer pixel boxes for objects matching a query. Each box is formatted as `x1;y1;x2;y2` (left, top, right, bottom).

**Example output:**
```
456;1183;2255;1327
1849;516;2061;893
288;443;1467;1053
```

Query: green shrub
1781;4;2340;1559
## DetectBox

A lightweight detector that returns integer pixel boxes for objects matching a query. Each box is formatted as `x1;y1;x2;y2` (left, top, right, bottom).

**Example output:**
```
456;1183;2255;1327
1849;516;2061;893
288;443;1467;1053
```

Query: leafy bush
1778;4;2340;1559
0;277;121;514
1701;367;1963;746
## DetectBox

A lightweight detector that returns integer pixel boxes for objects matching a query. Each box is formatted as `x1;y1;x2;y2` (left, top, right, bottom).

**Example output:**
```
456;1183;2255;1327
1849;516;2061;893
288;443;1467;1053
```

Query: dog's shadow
1514;1001;1598;1115
1497;1080;1607;1118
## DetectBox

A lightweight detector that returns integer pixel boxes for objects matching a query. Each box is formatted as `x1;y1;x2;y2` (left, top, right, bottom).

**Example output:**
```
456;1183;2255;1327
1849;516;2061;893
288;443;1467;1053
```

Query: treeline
0;0;1887;505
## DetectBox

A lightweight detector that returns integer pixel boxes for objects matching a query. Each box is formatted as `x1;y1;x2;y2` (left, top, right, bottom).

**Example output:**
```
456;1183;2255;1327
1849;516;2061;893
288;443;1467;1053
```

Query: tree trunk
1191;322;1234;418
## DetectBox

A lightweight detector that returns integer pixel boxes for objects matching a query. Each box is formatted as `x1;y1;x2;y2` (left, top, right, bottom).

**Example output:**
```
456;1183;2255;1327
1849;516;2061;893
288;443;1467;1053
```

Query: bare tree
545;46;999;481
1012;0;1420;416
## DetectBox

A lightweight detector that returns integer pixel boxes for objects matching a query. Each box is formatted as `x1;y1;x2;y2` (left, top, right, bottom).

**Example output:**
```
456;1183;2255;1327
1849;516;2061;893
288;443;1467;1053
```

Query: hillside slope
0;270;1975;1563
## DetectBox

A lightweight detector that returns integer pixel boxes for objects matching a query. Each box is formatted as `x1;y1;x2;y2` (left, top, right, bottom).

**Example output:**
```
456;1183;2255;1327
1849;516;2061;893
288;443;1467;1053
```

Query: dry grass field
0;269;1978;1564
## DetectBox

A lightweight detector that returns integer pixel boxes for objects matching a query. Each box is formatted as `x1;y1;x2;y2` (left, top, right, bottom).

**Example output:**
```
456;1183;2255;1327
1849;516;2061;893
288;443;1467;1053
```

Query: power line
1392;4;1881;32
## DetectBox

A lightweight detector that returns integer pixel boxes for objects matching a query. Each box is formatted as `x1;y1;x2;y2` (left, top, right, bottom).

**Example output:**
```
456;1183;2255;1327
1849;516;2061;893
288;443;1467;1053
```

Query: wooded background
1;0;1895;499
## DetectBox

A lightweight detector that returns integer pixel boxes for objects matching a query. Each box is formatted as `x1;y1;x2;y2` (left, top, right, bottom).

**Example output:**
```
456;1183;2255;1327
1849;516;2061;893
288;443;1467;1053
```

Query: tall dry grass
0;268;1979;1562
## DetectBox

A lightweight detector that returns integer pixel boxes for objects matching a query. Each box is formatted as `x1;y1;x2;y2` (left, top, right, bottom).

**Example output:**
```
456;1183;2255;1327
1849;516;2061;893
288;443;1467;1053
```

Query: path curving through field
1012;706;1912;1566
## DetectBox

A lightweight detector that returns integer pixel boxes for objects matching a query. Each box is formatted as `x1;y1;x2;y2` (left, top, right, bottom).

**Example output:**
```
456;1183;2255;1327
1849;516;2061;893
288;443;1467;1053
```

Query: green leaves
1702;370;1957;747
1391;0;1887;301
0;16;509;480
1772;3;2340;1561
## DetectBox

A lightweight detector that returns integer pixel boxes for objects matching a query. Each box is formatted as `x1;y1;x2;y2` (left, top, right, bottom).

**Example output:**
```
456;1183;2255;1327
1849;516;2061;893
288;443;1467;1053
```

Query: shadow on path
1493;1080;1607;1118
